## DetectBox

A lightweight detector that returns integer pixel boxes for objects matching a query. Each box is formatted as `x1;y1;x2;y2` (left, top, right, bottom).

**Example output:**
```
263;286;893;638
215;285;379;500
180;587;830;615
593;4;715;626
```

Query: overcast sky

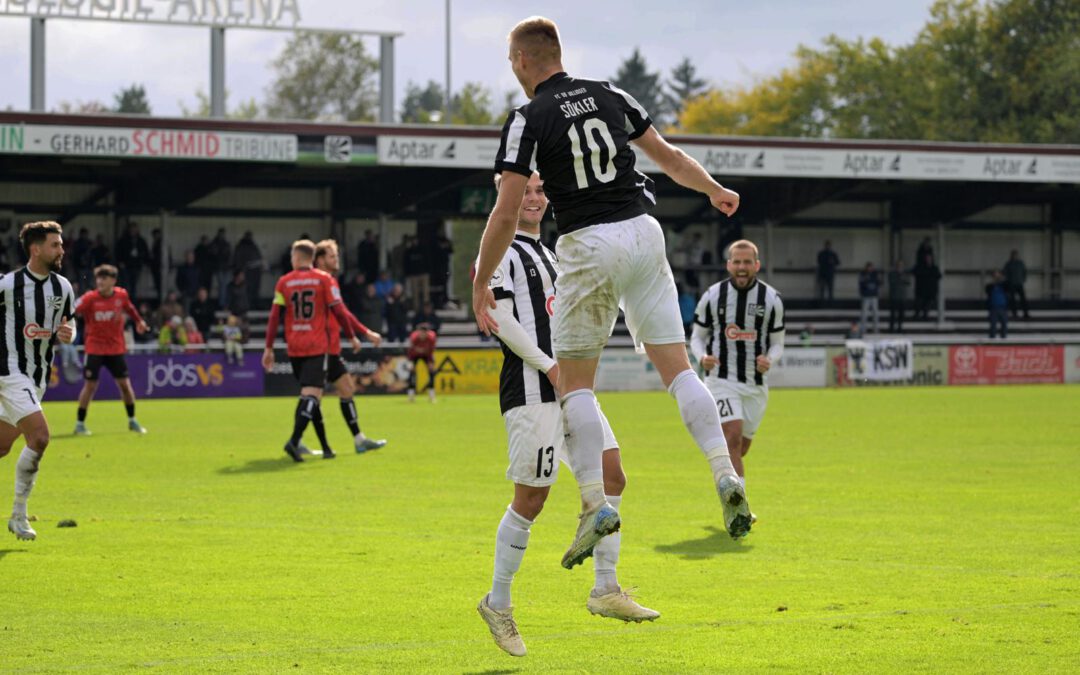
0;0;937;120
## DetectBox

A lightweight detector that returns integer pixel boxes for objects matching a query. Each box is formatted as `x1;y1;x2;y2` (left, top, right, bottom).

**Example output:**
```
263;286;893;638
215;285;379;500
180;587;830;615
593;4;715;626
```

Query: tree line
57;0;1079;144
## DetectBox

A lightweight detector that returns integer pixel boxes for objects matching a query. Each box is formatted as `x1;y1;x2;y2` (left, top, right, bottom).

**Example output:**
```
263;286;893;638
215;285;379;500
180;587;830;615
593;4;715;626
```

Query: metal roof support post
764;219;774;282
378;213;388;273
379;36;395;124
937;222;946;328
210;27;226;118
159;209;169;304
30;18;45;112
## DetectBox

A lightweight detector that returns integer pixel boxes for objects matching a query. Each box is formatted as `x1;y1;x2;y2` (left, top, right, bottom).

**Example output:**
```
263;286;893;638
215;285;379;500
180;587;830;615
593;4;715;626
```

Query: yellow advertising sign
431;349;503;394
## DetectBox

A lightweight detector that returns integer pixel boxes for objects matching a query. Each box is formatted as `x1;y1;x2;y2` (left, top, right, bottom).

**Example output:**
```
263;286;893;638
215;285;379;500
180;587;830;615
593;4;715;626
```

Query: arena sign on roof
377;134;1080;184
0;0;302;26
0;123;297;162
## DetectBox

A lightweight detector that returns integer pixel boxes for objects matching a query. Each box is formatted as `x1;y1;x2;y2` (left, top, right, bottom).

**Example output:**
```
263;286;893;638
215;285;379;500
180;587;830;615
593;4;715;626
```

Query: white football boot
561;502;621;569
587;587;660;623
716;474;753;539
477;594;526;657
8;514;37;541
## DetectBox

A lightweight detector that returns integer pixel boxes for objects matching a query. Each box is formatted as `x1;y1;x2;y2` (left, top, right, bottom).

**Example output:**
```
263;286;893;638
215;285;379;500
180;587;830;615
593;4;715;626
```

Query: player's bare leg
557;356;620;569
644;342;751;539
117;378;146;434
332;374;387;453
74;379;98;435
587;448;659;623
7;413;50;541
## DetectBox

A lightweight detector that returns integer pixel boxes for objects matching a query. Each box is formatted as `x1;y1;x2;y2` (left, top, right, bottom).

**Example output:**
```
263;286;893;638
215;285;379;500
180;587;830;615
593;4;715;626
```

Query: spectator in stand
189;287;217;337
211;228;232;308
913;252;942;320
430;231;454;308
389;235;408;282
799;325;815;347
233;230;264;310
150;228;166;300
677;282;696;339
358;283;385;333
227;270;249;319
374;270;394;298
385;282;410;342
357;229;380;281
1003;249;1030;319
116;222;151;300
222;314;245;364
194;235;215;294
406;322;438;403
412;301;442;333
136;301;158;344
342;271;367;318
858;262;881;335
184;317;205;353
845;321;863;340
915;237;934;267
816;240;840;307
156;291;184;327
158;315;188;353
175;250;200;307
404;235;430;307
986;270;1009;339
91;234;112;267
73;227;94;291
887;259;909;333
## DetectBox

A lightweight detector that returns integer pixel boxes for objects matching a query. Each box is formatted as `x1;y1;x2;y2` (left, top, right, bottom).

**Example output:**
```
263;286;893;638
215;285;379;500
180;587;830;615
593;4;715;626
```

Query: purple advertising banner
47;352;265;400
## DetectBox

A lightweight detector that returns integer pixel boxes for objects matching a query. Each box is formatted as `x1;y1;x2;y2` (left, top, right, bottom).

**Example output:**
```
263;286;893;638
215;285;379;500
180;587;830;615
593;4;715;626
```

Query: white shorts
553;214;685;359
707;378;769;439
0;374;46;427
504;400;618;487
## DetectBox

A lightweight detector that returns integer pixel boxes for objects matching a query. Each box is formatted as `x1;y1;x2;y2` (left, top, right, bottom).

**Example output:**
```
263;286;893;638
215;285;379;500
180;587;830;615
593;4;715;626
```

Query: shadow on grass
217;458;306;475
0;548;29;562
653;526;754;560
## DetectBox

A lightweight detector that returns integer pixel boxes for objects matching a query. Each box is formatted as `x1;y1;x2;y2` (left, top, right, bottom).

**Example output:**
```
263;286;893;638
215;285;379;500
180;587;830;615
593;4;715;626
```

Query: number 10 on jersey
567;119;617;189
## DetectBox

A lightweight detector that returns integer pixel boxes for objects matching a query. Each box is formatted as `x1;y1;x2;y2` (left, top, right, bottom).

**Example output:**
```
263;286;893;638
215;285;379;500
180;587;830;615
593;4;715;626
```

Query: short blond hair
727;239;759;261
291;239;316;259
314;239;338;262
508;16;562;64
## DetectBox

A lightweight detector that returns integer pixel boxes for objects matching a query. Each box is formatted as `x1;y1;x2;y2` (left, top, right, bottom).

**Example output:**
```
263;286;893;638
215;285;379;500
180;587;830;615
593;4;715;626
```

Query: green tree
179;89;260;120
612;48;667;124
265;31;378;122
451;82;496;125
401;80;445;123
54;100;109;114
113;84;151;115
663;58;707;128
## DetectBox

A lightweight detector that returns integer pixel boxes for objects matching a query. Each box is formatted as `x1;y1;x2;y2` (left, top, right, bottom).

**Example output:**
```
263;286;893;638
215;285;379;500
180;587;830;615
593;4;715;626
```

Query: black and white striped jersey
489;233;559;414
0;268;75;389
494;72;656;235
693;278;785;386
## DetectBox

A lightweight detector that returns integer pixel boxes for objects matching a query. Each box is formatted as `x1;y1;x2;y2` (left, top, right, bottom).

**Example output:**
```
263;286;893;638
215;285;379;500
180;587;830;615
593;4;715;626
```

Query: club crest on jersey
489;269;504;287
747;303;766;317
23;323;52;340
725;324;757;341
48;296;64;310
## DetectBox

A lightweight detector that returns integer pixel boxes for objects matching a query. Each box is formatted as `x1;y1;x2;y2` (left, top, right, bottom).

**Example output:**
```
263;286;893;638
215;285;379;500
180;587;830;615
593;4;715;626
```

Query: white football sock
13;447;41;517
739;476;746;490
561;389;606;508
490;506;533;610
593;495;622;595
668;369;736;479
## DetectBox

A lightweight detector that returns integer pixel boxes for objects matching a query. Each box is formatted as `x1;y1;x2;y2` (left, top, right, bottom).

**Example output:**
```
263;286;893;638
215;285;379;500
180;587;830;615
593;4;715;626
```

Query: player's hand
56;323;75;344
710;186;740;217
546;363;560;393
351;336;362;353
136;321;148;335
367;331;383;347
756;355;772;373
472;283;498;336
701;355;718;371
261;348;274;372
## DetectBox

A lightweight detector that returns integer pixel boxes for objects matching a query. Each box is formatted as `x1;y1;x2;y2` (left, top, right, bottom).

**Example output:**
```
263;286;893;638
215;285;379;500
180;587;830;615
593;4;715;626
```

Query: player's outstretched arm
473;171;528;335
633;127;739;216
490;298;556;375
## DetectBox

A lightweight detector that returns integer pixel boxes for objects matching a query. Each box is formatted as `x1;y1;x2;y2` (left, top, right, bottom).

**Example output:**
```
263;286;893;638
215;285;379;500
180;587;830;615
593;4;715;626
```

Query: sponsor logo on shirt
725;324;757;341
23;323;52;339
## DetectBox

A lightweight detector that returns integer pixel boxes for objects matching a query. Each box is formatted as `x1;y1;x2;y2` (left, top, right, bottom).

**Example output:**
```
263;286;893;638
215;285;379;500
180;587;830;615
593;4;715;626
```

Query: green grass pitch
2;385;1079;672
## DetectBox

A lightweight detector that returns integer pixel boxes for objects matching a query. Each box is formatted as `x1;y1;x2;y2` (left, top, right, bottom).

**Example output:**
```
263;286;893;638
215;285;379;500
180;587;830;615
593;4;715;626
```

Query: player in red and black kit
407;323;438;403
314;240;389;453
262;239;360;462
73;264;150;435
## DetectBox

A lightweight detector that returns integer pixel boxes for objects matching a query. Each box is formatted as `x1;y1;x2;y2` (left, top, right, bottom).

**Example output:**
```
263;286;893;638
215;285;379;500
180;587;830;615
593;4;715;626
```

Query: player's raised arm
490;298;556;375
633;127;740;217
473;171;528;335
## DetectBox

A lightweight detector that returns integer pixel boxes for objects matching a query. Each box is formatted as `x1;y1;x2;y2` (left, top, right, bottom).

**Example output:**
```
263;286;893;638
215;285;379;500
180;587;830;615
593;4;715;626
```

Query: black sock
77;407;87;422
290;396;316;447
125;403;135;419
312;402;331;452
340;398;360;436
